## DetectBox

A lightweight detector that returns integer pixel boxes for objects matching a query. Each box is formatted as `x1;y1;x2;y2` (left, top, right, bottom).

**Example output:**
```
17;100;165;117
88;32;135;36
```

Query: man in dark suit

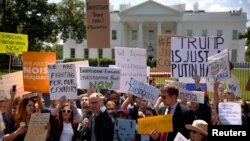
158;84;195;141
81;93;114;141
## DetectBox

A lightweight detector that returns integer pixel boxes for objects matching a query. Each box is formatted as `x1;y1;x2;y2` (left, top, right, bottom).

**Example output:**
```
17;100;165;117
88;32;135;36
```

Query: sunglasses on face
160;95;167;99
61;109;72;113
107;108;115;110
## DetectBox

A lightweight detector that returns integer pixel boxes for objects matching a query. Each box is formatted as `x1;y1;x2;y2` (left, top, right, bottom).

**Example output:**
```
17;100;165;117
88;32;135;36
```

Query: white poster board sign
218;102;242;125
178;82;204;104
225;75;241;97
115;47;147;92
207;49;230;82
171;36;224;77
48;64;78;100
173;132;188;141
125;78;160;104
79;67;121;89
113;118;136;141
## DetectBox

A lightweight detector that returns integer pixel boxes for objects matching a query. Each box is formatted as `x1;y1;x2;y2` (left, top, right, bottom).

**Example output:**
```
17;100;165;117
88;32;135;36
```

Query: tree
239;27;250;62
57;0;86;43
0;0;59;51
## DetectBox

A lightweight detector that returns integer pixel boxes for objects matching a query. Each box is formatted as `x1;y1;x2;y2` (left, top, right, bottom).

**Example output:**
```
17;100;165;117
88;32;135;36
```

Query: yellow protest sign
138;115;173;134
0;32;28;54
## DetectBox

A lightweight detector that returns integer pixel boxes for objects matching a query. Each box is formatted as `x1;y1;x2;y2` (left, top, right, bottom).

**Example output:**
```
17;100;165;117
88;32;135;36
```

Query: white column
118;22;125;46
138;22;144;48
157;22;162;35
176;22;181;35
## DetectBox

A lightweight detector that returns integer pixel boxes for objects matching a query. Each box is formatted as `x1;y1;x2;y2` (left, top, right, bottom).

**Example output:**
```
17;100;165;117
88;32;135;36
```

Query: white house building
63;0;247;62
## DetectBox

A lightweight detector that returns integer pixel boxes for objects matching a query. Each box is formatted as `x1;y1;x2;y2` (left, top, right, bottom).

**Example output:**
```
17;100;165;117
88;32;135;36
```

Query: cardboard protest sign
2;71;30;97
86;0;110;48
138;115;173;134
63;60;89;88
178;82;204;104
115;47;147;92
24;113;50;141
207;49;230;82
218;102;242;125
225;75;240;97
173;132;188;141
171;36;225;77
23;52;56;92
79;67;120;89
125;78;160;104
0;32;28;54
113;118;136;141
48;64;78;100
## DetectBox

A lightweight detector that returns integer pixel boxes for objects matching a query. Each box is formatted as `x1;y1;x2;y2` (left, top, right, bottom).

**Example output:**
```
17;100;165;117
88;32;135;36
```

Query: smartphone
12;85;16;92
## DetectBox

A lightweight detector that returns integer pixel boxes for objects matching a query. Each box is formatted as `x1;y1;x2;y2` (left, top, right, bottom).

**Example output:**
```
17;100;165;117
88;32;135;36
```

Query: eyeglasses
160;95;166;99
107;108;115;110
61;109;72;113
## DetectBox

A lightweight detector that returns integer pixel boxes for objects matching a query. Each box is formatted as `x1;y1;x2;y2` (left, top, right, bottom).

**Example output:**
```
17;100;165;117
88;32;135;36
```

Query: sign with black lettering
115;47;147;92
86;0;110;48
48;64;78;100
171;37;225;77
178;82;204;104
218;102;242;125
79;67;121;89
125;78;160;104
208;49;230;82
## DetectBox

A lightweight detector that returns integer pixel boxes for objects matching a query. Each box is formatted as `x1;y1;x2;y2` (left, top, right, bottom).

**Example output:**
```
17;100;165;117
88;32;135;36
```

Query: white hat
185;120;208;135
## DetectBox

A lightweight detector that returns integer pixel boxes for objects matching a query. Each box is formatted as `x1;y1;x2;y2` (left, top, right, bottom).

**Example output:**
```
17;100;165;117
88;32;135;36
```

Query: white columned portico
157;22;162;35
138;22;144;48
118;22;125;46
176;22;181;35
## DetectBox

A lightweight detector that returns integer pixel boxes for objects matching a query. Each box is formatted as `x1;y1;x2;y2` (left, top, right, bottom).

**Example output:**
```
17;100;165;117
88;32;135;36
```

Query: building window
112;30;117;40
187;30;192;37
84;48;89;59
231;49;237;62
202;30;207;37
111;48;115;59
98;49;103;58
132;30;138;40
165;30;171;34
217;30;223;37
232;30;238;40
70;48;75;58
148;30;155;41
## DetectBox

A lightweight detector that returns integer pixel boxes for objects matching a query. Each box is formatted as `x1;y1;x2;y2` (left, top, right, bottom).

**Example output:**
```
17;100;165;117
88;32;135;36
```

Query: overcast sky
49;0;250;26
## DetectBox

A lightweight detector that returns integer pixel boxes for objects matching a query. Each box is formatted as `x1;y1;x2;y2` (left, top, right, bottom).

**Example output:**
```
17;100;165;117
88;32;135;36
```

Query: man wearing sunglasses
157;84;195;141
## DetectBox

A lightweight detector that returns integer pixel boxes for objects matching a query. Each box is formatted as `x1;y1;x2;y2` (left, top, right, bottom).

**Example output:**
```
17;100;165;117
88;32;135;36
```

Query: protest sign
225;75;241;97
63;60;89;88
79;67;121;89
48;63;78;100
138;115;173;134
207;49;230;82
24;113;50;141
171;36;225;77
218;102;242;125
115;47;147;92
23;52;56;92
125;78;160;104
2;71;31;97
173;132;188;141
0;32;28;54
178;82;204;104
86;0;110;48
113;118;136;141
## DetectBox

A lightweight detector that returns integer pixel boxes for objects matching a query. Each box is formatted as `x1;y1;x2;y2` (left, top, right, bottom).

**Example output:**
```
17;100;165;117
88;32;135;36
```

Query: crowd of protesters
0;68;250;141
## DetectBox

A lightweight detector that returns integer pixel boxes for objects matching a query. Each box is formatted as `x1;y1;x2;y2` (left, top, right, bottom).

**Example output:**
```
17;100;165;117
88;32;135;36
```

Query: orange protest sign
137;115;173;134
22;52;56;92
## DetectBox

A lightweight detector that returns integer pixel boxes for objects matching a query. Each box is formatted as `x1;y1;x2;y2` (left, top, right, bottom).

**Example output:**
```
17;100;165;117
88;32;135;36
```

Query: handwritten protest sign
24;113;50;141
125;78;160;104
2;71;30;97
218;102;242;125
48;64;78;100
174;132;188;141
23;52;56;92
225;75;241;97
113;118;136;141
86;0;110;48
208;49;230;82
178;82;204;104
63;61;89;88
171;36;225;77
138;115;173;134
0;32;28;54
115;47;147;92
79;67;120;89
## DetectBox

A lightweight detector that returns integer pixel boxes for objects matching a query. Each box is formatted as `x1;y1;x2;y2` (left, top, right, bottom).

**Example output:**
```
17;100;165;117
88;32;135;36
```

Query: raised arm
6;89;16;121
